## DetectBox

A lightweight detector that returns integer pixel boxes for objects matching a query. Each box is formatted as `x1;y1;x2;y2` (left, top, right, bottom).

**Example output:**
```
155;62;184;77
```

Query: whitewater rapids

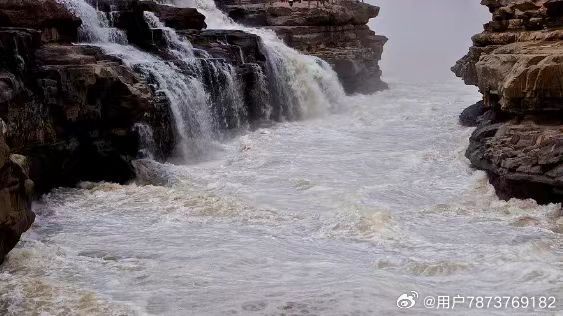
0;81;561;315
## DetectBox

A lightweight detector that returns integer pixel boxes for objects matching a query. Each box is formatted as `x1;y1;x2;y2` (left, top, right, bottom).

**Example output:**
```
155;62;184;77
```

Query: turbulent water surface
1;82;561;315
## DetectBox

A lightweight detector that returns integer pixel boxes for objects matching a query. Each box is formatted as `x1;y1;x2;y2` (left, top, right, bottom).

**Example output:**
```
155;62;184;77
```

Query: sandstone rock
218;0;379;26
454;0;563;203
0;0;81;43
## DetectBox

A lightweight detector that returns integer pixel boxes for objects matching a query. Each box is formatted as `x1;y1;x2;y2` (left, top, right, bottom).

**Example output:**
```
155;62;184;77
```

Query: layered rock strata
453;0;563;203
215;0;388;94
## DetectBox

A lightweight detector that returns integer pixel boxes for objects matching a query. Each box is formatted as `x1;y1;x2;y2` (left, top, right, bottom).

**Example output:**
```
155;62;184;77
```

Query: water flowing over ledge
57;0;347;160
0;0;351;265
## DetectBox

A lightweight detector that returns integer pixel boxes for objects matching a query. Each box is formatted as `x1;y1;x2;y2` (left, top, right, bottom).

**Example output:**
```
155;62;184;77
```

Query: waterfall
56;0;346;162
143;11;248;130
133;123;157;159
143;11;196;60
186;0;347;119
55;0;127;43
57;0;223;160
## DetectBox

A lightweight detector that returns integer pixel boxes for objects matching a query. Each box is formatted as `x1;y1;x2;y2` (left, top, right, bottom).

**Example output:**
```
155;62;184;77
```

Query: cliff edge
453;0;563;204
215;0;388;94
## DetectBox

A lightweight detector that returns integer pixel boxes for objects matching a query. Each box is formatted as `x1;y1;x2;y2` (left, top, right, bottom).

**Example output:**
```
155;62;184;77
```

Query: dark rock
135;1;207;30
466;118;563;203
0;0;81;43
0;16;173;195
0;128;34;264
113;0;206;48
18;44;167;192
459;101;485;127
182;29;266;64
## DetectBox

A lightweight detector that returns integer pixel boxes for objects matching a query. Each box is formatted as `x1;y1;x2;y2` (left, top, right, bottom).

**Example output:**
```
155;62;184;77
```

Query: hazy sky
368;0;490;82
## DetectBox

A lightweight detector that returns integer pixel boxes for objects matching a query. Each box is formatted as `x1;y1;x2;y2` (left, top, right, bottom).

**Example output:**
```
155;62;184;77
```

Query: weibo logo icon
396;291;418;309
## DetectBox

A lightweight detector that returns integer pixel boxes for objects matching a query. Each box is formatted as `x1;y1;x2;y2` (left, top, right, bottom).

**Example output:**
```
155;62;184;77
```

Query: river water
1;81;561;315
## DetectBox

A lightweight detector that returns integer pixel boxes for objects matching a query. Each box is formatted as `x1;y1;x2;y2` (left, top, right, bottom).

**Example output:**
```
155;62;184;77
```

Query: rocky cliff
215;0;388;94
453;0;563;204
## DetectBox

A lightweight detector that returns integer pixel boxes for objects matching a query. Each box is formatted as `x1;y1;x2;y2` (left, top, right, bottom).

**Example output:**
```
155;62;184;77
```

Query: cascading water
133;123;157;159
56;0;350;162
57;0;346;161
55;0;127;43
143;11;248;130
56;0;224;160
186;0;347;119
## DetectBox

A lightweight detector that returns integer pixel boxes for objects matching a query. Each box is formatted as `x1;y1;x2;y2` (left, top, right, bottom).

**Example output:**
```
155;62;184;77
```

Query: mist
368;0;491;83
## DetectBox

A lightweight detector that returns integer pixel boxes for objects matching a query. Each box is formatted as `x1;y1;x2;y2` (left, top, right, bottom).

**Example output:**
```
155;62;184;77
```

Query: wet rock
135;1;206;30
0;1;174;193
0;128;34;265
0;0;275;197
459;101;485;127
183;29;266;64
467;119;563;203
17;44;171;192
454;0;563;204
215;0;387;94
111;0;206;49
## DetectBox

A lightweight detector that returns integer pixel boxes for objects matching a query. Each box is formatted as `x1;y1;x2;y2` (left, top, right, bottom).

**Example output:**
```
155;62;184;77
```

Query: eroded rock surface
454;0;563;203
215;0;387;94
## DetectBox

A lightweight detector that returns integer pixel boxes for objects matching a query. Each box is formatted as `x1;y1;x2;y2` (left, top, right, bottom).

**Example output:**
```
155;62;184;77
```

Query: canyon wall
215;0;388;94
453;0;563;203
